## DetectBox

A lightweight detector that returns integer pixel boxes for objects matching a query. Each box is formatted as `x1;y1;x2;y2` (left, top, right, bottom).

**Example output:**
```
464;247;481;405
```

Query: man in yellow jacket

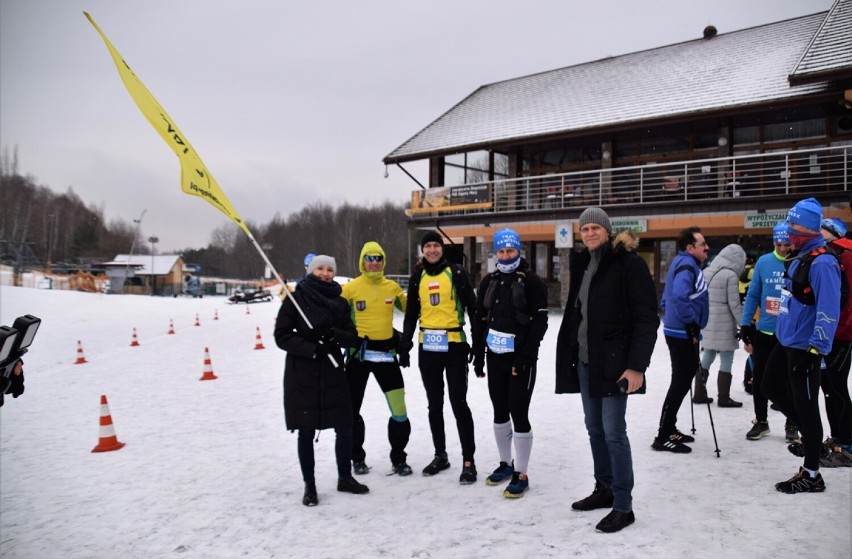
342;241;412;476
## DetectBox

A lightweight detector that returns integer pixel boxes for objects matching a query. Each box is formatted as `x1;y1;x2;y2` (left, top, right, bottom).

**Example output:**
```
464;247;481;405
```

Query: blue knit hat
303;253;316;267
787;198;822;232
772;222;790;244
493;228;522;252
821;217;848;239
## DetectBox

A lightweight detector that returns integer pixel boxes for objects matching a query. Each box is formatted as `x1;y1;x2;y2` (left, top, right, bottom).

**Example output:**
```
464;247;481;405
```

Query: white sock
493;421;513;464
513;431;533;474
803;466;818;478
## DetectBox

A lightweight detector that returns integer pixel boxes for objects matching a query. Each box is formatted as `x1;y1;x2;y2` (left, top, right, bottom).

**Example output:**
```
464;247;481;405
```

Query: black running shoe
651;435;692;453
459;461;477;485
787;441;830;459
672;430;695;444
353;461;370;475
571;481;614;511
422;454;450;476
595;510;635;533
337;476;369;494
775;467;825;494
391;462;413;476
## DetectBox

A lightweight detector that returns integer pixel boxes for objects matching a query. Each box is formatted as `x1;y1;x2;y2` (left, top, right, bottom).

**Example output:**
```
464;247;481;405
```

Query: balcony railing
408;145;851;217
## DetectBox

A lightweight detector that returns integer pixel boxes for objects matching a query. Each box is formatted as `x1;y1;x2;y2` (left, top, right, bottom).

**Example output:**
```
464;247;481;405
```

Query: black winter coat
474;258;549;365
555;231;659;397
274;290;357;431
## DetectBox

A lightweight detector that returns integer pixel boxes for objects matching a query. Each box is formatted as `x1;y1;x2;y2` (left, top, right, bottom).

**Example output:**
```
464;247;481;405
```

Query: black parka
555;230;659;397
274;292;357;431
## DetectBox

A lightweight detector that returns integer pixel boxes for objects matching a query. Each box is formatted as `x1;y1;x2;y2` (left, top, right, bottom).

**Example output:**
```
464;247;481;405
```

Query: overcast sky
0;0;833;252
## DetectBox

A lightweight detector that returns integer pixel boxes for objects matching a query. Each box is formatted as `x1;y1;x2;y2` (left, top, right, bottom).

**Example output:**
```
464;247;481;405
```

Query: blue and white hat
821;217;848;239
303;253;316;268
772;222;790;244
493;228;522;252
787;198;822;232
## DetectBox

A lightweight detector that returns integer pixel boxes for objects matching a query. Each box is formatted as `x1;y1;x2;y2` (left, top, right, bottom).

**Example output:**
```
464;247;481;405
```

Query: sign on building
611;218;647;233
744;211;787;229
555;222;574;248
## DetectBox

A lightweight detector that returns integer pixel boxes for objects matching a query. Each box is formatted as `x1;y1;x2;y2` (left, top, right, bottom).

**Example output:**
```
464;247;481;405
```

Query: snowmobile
227;288;273;304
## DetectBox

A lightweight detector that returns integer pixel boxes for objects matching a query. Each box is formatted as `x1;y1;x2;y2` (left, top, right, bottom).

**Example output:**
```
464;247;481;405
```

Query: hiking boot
651;435;692;453
571;481;614;511
819;439;852;468
775;467;825;494
671;430;695;444
353;461;370;475
503;472;529;498
422;454;450;476
746;420;770;441
337;476;369;494
391;462;413;476
459;461;477;485
485;461;514;485
595;510;635;533
785;422;799;443
302;482;318;507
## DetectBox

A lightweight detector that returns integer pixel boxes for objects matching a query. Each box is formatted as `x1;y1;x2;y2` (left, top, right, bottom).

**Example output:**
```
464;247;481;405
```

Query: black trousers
751;331;779;423
658;335;700;438
822;339;852;446
486;351;536;433
297;427;352;483
418;342;476;462
345;358;411;466
763;345;824;471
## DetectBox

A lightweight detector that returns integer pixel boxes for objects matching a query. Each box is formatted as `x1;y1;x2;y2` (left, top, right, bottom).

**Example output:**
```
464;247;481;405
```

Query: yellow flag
84;12;250;235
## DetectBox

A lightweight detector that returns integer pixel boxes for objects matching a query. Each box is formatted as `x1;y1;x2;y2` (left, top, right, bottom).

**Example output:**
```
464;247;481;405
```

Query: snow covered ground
1;285;850;559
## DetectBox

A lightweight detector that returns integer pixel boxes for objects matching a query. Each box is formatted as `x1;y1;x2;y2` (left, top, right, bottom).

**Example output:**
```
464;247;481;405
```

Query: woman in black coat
274;255;368;507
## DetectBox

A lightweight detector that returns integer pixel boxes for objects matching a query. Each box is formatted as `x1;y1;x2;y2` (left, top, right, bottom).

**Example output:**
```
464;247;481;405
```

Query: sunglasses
364;255;384;263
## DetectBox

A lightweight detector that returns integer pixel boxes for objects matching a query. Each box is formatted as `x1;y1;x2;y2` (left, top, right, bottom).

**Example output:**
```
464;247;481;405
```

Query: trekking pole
706;401;721;457
689;386;696;434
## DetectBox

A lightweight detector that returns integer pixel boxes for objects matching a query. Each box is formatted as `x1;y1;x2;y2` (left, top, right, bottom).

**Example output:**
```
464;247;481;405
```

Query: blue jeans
578;361;633;512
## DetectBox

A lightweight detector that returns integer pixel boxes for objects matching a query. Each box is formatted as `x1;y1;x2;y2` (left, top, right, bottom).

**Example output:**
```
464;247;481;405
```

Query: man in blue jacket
739;222;794;441
764;198;840;493
652;226;710;453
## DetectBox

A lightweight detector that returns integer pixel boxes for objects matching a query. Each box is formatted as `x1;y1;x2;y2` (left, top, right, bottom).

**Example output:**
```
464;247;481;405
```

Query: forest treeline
1;160;413;280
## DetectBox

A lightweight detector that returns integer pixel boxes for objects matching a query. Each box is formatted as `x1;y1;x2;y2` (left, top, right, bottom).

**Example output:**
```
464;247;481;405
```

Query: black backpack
785;246;849;310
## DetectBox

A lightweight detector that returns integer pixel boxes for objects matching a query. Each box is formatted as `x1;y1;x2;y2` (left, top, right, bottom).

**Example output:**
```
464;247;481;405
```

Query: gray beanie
578;207;612;234
306;254;336;275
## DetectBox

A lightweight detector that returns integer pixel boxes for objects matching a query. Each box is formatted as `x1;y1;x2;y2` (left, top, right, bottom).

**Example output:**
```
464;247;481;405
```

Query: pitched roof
103;254;182;276
789;0;852;84
385;11;832;163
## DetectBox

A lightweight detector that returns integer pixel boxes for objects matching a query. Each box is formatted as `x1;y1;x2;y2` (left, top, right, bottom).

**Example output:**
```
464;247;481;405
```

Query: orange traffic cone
254;327;266;350
213;309;219;321
91;394;125;453
130;328;140;347
168;319;176;335
194;313;201;327
74;340;88;364
200;347;218;381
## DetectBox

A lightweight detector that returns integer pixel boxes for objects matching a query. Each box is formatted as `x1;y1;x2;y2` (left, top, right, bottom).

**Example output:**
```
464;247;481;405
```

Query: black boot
302;482;318;507
692;367;714;404
717;371;743;407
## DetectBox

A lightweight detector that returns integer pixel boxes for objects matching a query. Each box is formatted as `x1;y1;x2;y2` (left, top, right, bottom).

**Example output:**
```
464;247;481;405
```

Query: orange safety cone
194;313;201;327
254;327;266;350
130;328;140;347
213;309;219;321
74;340;88;364
168;319;176;335
200;347;218;381
91;394;125;453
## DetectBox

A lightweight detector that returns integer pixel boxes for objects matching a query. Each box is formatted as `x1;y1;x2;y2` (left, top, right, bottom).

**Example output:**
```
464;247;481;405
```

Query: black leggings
418;342;476;462
297;428;352;483
486;351;536;433
822;340;852;446
763;345;824;471
751;331;779;423
657;336;700;438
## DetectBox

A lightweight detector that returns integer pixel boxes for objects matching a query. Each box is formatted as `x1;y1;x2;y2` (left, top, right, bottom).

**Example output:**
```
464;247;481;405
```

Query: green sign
744;211;787;229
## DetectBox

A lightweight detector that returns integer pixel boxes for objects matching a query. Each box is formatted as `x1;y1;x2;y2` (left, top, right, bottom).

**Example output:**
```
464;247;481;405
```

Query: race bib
422;329;449;352
486;329;515;354
765;296;782;317
778;289;791;315
363;349;395;363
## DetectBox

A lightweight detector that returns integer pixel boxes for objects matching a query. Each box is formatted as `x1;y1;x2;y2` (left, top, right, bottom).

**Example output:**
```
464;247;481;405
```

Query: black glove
331;327;363;348
685;322;701;344
739;324;756;345
792;350;821;376
397;337;414;368
473;352;485;378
